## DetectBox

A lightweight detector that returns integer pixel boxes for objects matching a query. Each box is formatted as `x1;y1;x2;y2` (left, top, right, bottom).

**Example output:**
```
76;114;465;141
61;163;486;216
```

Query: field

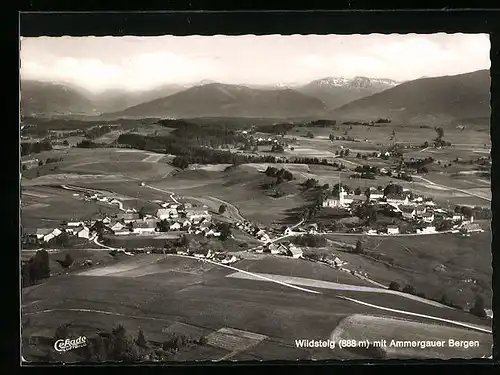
21;254;491;361
323;228;492;309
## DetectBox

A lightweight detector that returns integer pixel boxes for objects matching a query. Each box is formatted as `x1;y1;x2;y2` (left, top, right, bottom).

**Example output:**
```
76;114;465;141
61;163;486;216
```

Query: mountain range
20;70;490;124
331;69;490;125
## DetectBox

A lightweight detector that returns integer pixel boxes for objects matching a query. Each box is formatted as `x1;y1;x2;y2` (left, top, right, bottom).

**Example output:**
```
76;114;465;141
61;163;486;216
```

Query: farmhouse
417;226;436;234
186;209;211;222
421;212;435;223
400;205;416;219
387;226;400;235
133;221;157;235
36;228;53;240
182;219;191;228
156;208;178;220
116;212;140;223
102;217;111;224
452;213;464;221
77;227;90;239
460;222;483;233
110;222;125;232
385;193;409;206
368;189;384;201
67;221;84;227
43;233;55;242
288;245;304;259
51;228;62;237
169;222;182;231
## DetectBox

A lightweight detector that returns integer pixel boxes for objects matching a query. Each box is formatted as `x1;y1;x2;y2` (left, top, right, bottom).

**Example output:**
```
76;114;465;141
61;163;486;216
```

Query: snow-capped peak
309;76;399;88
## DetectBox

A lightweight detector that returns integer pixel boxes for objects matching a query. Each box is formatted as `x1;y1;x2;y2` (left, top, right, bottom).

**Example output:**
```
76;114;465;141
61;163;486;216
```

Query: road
142;184;180;204
176;255;491;334
412;175;491;202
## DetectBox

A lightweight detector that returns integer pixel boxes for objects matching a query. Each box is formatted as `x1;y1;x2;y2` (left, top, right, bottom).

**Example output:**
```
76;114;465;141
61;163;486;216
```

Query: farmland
21;254;492;361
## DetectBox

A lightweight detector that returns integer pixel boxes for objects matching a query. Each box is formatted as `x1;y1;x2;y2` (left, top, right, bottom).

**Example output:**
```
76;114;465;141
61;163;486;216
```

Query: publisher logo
54;336;88;352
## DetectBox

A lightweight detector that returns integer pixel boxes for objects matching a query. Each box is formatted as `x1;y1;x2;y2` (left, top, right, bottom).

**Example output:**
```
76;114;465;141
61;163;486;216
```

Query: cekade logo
54;336;88;352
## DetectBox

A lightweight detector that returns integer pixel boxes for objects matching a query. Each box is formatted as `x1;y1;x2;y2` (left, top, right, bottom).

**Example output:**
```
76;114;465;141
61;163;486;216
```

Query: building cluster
322;185;483;235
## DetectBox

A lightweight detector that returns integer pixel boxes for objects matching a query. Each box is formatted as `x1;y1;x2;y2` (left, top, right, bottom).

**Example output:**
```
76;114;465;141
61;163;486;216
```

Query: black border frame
11;6;500;373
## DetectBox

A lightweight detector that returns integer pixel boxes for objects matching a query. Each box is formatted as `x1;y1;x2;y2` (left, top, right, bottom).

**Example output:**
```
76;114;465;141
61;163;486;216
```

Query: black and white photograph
20;33;492;362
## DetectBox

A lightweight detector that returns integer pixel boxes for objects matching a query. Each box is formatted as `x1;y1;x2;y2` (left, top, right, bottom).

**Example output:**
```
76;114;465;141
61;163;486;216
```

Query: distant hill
107;83;328;119
88;84;186;113
296;76;400;109
331;70;490;125
20;80;97;117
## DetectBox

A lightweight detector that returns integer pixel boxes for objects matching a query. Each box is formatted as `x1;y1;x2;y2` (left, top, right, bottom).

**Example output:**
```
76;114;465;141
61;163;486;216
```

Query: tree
388;281;400;291
172;156;190;169
335;150;339;156
461;206;474;218
384;184;404;196
454;206;462;213
344;149;350;156
38;160;44;166
402;285;417;295
54;323;70;340
136;330;148;348
435;126;444;140
32;250;50;280
218;204;227;214
63;140;69;146
356;153;361;158
63;254;73;268
469;295;487;318
138;207;146;219
306;131;314;138
354;240;364;254
22;164;27;171
217;223;232;241
354;187;362;195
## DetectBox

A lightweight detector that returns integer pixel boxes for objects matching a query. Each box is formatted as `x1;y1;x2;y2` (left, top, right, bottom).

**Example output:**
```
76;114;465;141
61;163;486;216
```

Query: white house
418;226;436;234
452;213;464;221
368;191;384;201
115;229;131;236
387;226;400;235
43;233;55;242
67;221;83;227
117;212;140;223
182;219;191;228
170;222;182;231
36;228;53;240
133;221;157;234
366;229;377;235
77;227;90;239
51;228;62;237
421;212;435;223
102;217;111;224
186;209;211;222
289;245;303;259
156;208;178;220
385;194;409;206
400;205;416;220
110;222;125;232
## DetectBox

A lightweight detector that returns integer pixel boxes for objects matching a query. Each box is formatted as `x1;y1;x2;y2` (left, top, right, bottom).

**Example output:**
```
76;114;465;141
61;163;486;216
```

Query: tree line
21;141;52;156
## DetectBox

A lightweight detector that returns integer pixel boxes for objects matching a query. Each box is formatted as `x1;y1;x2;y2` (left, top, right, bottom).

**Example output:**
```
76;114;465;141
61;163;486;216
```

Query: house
415;205;427;216
268;243;280;254
256;229;267;237
102;217;111;224
169;222;182;231
43;233;55;242
182;219;191;228
67;221;84;227
460;222;483;233
284;227;294;236
412;196;424;203
110;222;125;232
114;228;131;236
156;208;178;220
186;209;211;222
213;231;221;237
387;226;400;235
368;188;384;201
366;229;377;235
385;193;409;206
342;194;367;205
36;228;53;240
418;226;435;234
205;229;216;237
452;213;464;221
421;212;435;223
133;221;157;234
288;245;303;259
183;203;193;209
116;212;140;223
77;227;90;239
400;205;416;219
51;228;62;237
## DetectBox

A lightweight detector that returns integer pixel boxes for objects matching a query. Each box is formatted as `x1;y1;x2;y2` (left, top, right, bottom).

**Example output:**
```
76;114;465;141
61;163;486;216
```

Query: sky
20;33;490;93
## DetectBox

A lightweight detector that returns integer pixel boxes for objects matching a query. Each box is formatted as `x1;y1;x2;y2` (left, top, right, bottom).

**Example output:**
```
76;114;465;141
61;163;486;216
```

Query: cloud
21;51;222;92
